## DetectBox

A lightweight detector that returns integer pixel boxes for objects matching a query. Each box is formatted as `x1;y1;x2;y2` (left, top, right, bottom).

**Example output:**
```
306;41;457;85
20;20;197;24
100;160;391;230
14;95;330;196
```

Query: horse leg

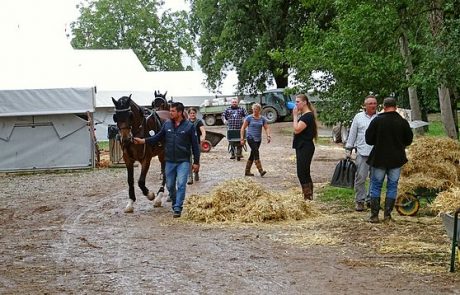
153;159;166;207
138;159;154;201
125;162;136;213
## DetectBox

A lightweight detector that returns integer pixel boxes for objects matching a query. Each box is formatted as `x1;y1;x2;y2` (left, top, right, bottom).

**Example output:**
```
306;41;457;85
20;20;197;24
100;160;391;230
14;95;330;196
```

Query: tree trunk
450;86;459;137
428;0;458;139
398;16;423;135
273;64;289;88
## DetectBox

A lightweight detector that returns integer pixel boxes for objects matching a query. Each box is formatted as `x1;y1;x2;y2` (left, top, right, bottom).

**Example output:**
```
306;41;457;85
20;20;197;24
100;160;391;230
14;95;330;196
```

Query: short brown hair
383;97;396;108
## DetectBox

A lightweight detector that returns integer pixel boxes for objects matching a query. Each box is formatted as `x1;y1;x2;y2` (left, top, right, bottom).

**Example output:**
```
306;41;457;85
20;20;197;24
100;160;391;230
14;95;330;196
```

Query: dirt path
0;122;458;294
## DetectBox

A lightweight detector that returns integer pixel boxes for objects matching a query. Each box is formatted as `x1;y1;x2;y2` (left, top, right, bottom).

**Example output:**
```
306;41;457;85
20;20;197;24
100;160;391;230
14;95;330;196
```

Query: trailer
200;99;253;126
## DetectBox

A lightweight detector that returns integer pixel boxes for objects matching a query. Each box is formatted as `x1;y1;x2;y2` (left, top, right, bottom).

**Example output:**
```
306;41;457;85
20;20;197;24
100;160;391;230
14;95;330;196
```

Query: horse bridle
113;105;146;140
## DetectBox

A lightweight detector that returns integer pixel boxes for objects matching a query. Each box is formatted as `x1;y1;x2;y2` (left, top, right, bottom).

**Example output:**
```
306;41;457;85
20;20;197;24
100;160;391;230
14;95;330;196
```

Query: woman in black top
292;93;318;200
187;108;206;184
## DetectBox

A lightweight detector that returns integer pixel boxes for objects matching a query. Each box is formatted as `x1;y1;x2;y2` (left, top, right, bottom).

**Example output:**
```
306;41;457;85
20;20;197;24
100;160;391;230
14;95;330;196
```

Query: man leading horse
133;102;200;218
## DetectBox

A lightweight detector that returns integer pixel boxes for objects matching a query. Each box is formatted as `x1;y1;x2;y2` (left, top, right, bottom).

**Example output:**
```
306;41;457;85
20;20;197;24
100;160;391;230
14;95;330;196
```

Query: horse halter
113;107;134;131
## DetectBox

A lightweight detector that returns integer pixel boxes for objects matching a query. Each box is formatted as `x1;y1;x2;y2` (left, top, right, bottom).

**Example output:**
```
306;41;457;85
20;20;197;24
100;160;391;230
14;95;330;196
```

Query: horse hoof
147;192;155;201
124;206;134;213
153;200;162;207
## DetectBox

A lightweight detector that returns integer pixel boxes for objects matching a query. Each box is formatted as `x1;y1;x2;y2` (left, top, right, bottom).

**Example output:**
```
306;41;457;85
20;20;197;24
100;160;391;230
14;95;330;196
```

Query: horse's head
112;94;137;145
152;90;169;111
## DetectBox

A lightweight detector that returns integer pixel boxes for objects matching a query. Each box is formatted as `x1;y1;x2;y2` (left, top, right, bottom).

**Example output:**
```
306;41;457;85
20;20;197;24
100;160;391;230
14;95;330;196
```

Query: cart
226;129;246;161
395;187;440;216
200;130;226;153
441;208;460;272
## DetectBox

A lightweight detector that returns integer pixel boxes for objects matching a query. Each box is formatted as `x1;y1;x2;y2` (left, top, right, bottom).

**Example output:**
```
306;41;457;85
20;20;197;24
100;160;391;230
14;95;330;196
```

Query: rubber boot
383;198;396;222
301;183;313;200
236;146;243;161
245;160;254;176
254;160;267;176
368;197;380;223
187;172;193;185
230;146;235;159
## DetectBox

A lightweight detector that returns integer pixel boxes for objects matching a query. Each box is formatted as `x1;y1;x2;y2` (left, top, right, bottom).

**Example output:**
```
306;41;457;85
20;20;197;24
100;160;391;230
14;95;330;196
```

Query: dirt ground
0;122;459;294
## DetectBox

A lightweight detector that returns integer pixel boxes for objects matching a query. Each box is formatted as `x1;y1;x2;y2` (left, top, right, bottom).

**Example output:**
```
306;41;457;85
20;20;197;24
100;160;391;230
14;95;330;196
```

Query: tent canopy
0;87;95;117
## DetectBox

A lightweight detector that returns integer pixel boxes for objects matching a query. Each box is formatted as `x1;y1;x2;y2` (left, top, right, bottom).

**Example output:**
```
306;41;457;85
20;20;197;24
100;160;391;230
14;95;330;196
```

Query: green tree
189;0;315;93
288;1;405;125
71;0;195;71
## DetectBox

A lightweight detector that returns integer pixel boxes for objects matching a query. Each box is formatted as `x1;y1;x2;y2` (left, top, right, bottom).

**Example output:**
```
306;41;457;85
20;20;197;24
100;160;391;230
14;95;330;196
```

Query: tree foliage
287;0;459;132
189;0;314;93
71;0;195;71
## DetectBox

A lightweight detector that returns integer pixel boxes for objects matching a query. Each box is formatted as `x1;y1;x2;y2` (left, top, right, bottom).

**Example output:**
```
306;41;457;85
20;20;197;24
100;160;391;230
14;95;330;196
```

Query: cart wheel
200;140;212;153
395;193;420;216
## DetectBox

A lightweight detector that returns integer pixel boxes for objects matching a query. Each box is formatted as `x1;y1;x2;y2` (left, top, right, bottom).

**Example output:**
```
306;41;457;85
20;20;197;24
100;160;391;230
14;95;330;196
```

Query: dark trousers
296;141;315;185
247;138;261;161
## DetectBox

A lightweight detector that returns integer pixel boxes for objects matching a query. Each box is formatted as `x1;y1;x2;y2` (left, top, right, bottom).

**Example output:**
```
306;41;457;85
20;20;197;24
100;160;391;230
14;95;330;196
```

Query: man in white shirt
345;95;378;211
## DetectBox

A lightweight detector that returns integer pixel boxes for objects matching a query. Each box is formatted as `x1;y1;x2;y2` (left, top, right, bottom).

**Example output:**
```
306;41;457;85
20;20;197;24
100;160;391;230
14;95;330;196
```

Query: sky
1;0;190;48
0;0;192;89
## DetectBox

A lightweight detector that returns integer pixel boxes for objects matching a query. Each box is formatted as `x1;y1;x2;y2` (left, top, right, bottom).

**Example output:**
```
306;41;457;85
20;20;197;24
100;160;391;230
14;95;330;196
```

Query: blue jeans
369;167;401;200
165;161;190;213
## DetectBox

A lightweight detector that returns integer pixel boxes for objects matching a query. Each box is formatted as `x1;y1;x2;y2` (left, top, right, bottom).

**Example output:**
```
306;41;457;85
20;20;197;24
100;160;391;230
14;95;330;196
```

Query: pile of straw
431;187;460;214
183;178;315;223
399;137;460;209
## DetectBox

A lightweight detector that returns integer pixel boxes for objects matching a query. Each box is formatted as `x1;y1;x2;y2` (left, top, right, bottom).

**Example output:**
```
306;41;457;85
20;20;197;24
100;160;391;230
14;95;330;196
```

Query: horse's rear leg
125;163;136;213
138;159;155;201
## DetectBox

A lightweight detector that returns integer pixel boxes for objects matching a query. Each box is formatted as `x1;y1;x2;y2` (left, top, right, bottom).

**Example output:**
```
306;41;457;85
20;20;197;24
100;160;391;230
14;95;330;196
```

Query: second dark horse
112;95;166;213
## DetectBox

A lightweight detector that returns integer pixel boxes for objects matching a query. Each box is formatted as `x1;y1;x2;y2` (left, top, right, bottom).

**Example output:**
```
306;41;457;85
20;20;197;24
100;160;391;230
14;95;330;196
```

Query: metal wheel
262;107;278;124
395;193;420;216
204;115;216;126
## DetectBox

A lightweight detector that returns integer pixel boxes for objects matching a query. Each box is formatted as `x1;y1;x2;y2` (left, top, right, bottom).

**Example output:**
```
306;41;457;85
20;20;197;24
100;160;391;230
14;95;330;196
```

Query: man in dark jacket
134;102;200;218
365;97;413;223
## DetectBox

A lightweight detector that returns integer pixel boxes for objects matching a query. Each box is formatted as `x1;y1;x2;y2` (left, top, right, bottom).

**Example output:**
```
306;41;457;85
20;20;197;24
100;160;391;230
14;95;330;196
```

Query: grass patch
317;185;354;206
425;121;445;137
97;140;109;151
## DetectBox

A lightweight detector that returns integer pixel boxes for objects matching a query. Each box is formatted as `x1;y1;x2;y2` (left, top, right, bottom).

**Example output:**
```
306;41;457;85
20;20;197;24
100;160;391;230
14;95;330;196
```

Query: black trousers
295;141;315;185
247;138;261;161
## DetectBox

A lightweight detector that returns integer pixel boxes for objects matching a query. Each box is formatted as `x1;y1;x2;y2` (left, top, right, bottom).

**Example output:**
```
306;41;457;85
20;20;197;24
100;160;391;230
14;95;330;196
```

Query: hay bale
184;178;315;223
430;187;460;214
399;137;460;197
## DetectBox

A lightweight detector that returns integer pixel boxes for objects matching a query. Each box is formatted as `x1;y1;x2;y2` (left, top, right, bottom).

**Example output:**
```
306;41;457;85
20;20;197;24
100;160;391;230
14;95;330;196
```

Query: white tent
71;49;241;140
0;87;96;172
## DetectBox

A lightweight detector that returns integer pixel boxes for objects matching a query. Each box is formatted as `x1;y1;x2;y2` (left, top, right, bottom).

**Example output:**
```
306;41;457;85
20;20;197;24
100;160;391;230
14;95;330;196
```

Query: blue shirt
245;115;267;142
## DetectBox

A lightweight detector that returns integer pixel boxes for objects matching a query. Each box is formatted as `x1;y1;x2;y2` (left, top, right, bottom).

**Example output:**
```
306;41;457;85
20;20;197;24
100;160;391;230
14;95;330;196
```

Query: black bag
330;158;357;189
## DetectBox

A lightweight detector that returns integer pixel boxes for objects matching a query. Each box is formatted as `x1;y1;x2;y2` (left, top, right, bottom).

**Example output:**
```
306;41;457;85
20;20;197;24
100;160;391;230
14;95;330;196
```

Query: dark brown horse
152;90;170;111
112;95;166;213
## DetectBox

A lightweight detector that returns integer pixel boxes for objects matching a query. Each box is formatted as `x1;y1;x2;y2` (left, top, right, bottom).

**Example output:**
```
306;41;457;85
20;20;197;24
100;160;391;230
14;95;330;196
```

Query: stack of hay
184;178;316;223
400;137;460;213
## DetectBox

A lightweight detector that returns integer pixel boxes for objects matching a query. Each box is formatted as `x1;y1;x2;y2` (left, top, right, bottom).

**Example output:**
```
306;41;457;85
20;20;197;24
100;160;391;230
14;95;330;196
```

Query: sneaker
173;211;181;218
355;202;365;212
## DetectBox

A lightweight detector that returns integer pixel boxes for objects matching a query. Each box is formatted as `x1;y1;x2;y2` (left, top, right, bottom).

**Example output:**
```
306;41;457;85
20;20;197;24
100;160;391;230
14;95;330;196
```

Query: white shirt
345;111;377;156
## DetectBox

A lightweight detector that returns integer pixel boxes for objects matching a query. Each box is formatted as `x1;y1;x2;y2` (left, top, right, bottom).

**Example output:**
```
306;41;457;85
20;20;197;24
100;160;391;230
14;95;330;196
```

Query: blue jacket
146;119;200;164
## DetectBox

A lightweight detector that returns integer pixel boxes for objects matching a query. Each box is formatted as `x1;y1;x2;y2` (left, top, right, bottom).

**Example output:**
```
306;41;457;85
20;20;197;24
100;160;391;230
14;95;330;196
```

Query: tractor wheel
262;107;278;124
200;140;212;153
395;193;420;216
204;115;216;126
